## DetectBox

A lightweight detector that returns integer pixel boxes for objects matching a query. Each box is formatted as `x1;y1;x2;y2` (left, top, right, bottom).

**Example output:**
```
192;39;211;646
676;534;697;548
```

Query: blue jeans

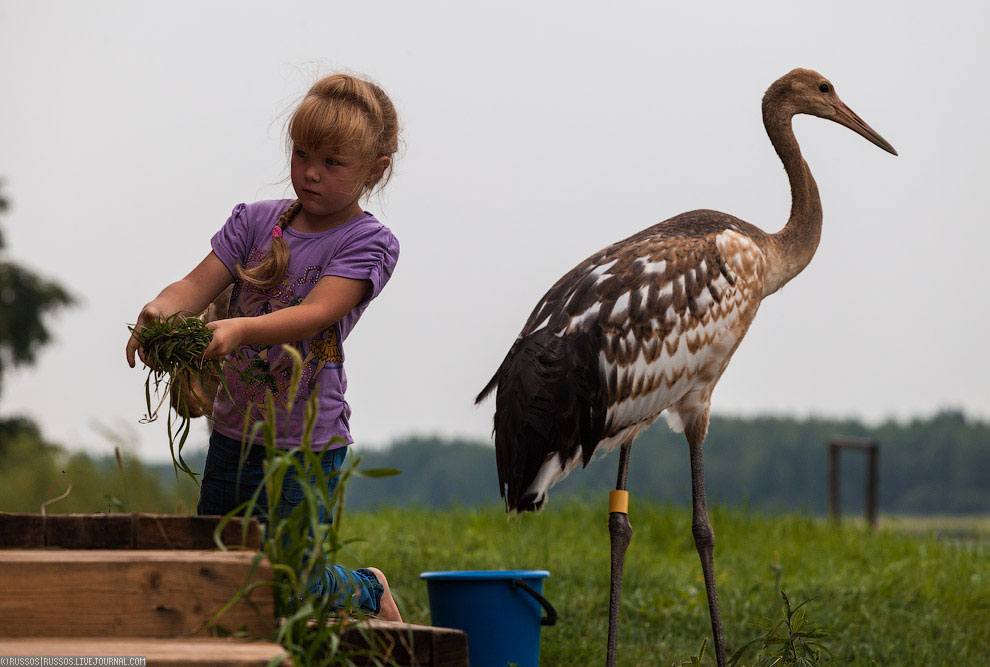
197;430;384;615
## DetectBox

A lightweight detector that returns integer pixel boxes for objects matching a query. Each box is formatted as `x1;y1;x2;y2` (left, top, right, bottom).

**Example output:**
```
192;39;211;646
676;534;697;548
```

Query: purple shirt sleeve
210;203;254;276
323;223;400;302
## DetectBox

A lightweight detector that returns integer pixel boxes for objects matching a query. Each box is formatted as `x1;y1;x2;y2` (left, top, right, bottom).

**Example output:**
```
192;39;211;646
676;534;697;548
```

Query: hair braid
235;201;301;290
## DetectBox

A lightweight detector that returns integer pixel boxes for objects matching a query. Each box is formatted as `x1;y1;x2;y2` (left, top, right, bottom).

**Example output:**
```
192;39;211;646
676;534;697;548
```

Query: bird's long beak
831;99;898;156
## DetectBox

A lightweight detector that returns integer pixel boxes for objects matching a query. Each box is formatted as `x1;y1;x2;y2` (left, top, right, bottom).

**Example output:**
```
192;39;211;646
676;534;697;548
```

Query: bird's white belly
597;355;699;457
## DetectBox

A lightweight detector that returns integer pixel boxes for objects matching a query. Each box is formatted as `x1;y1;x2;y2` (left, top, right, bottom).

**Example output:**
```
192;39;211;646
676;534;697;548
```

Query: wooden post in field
827;444;840;522
826;438;880;531
865;444;879;530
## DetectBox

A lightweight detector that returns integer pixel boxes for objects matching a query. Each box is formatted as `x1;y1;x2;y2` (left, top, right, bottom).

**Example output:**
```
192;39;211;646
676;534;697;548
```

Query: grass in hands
128;313;224;481
209;345;401;666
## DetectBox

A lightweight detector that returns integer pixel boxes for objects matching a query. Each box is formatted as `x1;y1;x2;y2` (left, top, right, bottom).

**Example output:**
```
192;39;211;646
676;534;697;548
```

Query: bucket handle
511;578;558;626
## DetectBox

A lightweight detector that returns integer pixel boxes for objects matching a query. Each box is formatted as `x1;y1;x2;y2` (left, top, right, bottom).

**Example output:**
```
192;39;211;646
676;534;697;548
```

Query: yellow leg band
609;490;629;514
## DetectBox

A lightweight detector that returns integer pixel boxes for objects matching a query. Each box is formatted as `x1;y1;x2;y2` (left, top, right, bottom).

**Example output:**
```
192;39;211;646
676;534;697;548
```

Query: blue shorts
197;430;384;615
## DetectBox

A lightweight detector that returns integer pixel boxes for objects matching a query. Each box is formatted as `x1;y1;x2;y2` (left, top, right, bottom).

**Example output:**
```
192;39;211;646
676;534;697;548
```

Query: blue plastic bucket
420;570;556;667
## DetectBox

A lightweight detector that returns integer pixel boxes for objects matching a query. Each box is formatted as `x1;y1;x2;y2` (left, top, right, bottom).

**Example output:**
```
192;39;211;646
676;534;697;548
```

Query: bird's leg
605;442;633;667
688;441;727;667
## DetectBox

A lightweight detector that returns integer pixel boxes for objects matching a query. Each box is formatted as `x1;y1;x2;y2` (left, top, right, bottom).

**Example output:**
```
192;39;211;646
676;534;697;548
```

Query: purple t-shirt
209;199;399;450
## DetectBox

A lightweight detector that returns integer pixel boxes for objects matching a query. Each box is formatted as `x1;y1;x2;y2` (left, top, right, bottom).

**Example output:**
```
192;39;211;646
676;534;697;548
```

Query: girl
125;73;402;621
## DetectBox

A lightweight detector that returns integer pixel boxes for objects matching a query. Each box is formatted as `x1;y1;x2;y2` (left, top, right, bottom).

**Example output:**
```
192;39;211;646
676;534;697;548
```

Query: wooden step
0;624;469;667
0;550;275;637
0;513;262;550
0;637;291;666
338;619;469;666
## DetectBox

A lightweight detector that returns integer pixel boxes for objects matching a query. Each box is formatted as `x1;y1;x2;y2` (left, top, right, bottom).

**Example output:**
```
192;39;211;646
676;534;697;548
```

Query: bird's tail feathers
475;371;499;405
487;328;605;513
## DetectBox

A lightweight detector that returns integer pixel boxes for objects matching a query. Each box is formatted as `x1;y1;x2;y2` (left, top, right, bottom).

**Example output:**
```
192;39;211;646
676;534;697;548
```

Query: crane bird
475;68;896;667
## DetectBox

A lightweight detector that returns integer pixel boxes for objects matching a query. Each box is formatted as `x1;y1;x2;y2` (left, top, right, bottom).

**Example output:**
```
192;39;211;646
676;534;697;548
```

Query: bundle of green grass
128;314;224;479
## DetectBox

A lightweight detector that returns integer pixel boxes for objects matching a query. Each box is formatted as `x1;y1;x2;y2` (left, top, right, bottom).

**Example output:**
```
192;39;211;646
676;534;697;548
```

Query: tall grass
206;346;400;666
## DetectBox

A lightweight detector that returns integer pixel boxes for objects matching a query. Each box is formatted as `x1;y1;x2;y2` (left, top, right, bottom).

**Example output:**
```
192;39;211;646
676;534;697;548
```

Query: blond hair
238;73;400;290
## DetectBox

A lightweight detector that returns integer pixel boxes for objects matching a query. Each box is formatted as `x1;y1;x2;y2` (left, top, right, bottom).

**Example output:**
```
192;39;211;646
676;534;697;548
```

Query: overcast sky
1;0;987;463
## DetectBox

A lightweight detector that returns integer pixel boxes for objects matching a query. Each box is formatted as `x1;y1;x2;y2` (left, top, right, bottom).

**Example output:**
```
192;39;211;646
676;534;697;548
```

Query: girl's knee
365;567;388;589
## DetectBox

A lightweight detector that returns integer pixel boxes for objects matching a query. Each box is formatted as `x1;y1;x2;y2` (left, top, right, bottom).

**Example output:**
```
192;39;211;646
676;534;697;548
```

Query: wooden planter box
0;513;467;666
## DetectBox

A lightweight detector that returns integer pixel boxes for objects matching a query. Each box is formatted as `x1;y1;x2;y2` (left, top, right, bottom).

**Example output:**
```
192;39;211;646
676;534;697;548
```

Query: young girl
125;73;402;621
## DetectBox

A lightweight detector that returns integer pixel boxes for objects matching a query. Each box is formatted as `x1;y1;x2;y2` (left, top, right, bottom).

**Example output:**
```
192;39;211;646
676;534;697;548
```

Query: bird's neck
761;105;823;297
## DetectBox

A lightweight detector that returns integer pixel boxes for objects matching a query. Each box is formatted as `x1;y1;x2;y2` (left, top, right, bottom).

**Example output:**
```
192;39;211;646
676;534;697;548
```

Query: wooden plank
0;637;291;666
338;620;469;667
432;625;471;667
0;550;275;638
341;619;428;665
0;626;466;667
829;437;878;450
134;514;262;550
0;627;466;666
47;513;133;548
0;513;262;550
0;513;44;547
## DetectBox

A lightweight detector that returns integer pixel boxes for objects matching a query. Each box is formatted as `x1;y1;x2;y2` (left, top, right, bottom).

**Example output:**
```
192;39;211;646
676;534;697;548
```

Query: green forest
0;409;987;517
344;410;989;515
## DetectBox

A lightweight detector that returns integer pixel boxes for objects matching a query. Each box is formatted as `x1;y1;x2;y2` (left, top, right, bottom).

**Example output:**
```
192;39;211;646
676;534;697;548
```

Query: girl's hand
125;253;235;369
202;318;246;360
126;303;164;368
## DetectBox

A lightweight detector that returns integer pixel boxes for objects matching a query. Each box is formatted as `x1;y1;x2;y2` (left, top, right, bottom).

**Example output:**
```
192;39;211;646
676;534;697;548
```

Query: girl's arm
201;275;371;360
125;252;234;367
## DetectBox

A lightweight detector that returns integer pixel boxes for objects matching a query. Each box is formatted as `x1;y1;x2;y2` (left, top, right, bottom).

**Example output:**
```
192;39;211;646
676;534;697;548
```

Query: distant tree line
346;411;990;516
1;410;986;517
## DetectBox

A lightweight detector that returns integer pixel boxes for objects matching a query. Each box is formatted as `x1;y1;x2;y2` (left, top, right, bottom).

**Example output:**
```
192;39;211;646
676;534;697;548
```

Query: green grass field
338;502;988;666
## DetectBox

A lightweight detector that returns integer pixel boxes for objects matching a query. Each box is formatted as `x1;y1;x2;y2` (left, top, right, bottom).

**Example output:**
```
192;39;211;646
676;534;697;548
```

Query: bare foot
366;567;403;622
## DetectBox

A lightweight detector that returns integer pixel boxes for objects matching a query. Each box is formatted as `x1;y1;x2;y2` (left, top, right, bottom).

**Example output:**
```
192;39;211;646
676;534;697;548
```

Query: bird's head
765;68;897;156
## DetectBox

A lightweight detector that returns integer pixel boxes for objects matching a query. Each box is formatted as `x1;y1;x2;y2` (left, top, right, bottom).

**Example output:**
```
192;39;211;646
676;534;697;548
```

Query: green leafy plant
208;345;401;666
673;638;709;666
728;591;836;667
128;314;225;480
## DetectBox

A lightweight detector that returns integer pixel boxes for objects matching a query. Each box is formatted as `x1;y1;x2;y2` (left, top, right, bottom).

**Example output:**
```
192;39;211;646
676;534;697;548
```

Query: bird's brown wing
591;225;768;456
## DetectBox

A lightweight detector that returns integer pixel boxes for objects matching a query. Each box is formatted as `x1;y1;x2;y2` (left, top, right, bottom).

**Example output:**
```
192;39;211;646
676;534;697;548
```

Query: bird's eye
819;83;830;93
